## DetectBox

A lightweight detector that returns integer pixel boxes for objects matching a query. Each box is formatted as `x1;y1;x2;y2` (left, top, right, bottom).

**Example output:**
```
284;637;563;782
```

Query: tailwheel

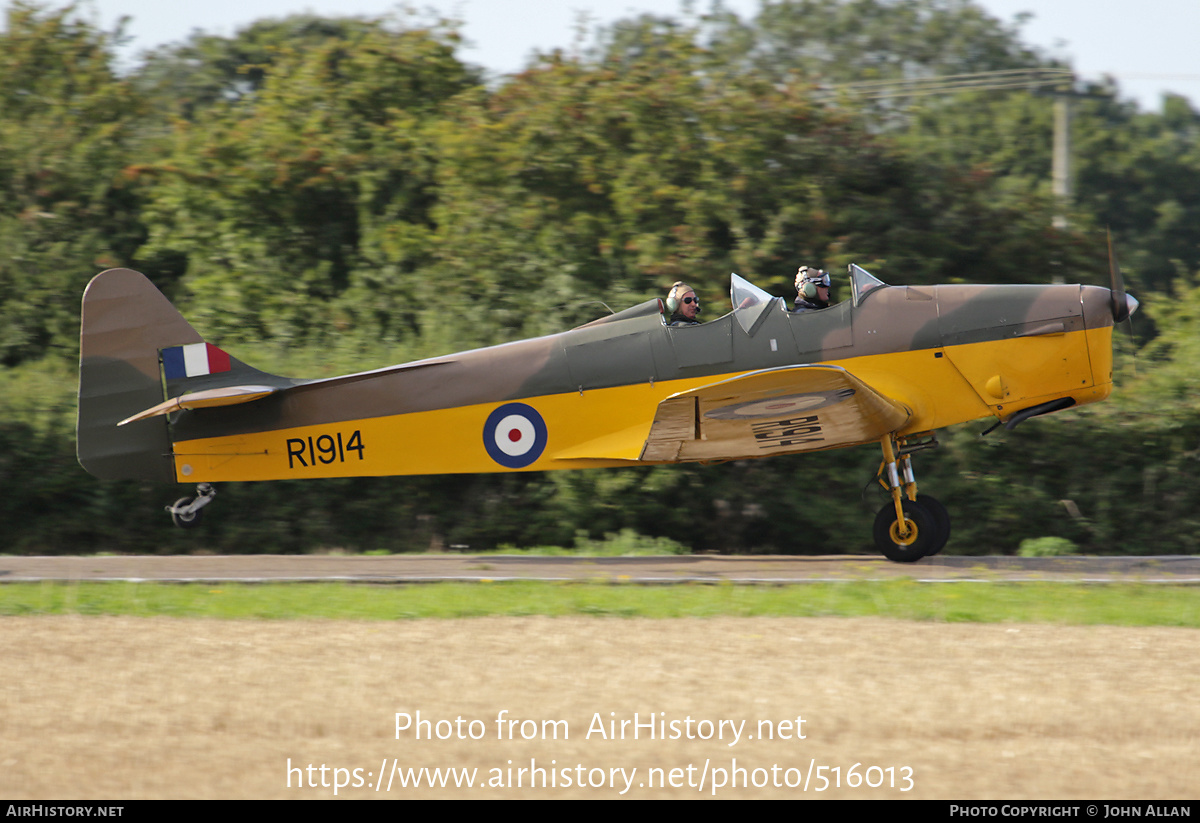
166;483;216;529
170;497;202;528
873;498;937;562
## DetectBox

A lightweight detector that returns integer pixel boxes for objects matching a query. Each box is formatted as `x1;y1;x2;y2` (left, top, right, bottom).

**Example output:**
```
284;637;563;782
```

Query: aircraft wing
640;365;911;462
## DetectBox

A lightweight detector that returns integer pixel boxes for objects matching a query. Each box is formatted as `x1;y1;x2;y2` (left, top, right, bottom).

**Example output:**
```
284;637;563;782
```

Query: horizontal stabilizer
118;385;281;426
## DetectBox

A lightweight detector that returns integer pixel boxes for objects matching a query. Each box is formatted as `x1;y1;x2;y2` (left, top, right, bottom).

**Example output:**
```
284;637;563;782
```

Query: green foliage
135;14;396;120
496;529;688;556
1073;93;1200;294
1018;537;1078;557
134;15;480;347
0;2;146;365
894;57;1200;297
718;0;1046;84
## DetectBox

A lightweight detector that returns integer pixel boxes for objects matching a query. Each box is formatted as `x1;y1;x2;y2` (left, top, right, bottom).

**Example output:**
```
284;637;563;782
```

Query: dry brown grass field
2;615;1197;799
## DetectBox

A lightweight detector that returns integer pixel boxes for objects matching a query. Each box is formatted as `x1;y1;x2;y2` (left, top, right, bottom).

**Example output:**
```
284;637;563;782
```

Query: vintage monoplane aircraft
77;256;1137;561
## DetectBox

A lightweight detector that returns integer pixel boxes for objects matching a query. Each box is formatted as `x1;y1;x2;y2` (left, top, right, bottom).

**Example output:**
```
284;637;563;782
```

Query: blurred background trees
2;0;1198;555
0;2;146;365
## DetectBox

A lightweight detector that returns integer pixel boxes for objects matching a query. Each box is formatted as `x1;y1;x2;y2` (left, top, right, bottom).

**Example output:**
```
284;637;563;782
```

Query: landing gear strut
873;434;949;562
166;483;216;528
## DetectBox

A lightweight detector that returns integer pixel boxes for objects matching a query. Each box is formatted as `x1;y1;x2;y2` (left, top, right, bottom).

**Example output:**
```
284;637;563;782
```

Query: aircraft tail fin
77;268;287;482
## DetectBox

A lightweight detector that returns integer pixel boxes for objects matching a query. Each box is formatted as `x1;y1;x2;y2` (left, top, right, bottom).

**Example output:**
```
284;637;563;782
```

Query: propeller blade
1107;230;1137;322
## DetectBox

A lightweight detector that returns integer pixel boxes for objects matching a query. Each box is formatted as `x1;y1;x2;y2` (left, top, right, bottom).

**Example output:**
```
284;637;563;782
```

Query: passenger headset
797;266;830;300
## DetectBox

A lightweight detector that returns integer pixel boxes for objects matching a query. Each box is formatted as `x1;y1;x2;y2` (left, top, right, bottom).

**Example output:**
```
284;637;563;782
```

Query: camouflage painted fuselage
77;269;1118;485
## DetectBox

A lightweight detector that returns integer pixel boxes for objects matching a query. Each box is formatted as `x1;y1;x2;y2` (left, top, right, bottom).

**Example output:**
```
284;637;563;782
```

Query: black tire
873;499;936;562
171;497;203;529
916;494;951;556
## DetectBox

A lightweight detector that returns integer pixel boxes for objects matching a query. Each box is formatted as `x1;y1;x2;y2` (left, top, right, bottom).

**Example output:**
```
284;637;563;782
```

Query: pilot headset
666;281;694;313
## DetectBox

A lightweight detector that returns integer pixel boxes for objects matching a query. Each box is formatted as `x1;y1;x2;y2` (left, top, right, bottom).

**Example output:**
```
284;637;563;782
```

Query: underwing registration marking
286;430;365;468
751;415;823;449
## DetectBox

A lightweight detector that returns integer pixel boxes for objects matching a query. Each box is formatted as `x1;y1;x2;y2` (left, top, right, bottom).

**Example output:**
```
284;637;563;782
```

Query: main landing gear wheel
873;498;937;563
916;494;950;557
873;433;950;562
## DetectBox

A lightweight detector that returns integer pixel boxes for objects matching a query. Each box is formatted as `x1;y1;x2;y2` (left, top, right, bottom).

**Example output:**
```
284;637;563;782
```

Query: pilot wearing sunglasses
666;281;702;326
792;266;832;312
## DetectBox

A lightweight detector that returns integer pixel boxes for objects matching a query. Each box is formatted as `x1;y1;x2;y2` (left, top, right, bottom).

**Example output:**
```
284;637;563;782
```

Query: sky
43;0;1200;112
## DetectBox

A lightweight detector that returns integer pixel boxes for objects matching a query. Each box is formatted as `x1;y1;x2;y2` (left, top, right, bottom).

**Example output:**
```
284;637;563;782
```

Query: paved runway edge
2;554;1200;583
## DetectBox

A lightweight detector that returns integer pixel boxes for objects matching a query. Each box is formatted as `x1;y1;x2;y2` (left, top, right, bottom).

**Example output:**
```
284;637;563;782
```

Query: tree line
2;0;1199;555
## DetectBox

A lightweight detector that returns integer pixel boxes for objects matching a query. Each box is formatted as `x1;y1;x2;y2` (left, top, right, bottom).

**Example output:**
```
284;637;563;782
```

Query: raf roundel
704;389;857;420
483;403;548;469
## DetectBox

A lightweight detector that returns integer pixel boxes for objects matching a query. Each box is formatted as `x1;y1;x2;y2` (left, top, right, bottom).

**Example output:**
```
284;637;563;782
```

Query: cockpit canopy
847;264;886;305
728;264;887;332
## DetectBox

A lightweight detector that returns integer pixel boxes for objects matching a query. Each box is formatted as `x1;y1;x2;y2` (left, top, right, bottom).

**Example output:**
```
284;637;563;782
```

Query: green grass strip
0;581;1198;626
